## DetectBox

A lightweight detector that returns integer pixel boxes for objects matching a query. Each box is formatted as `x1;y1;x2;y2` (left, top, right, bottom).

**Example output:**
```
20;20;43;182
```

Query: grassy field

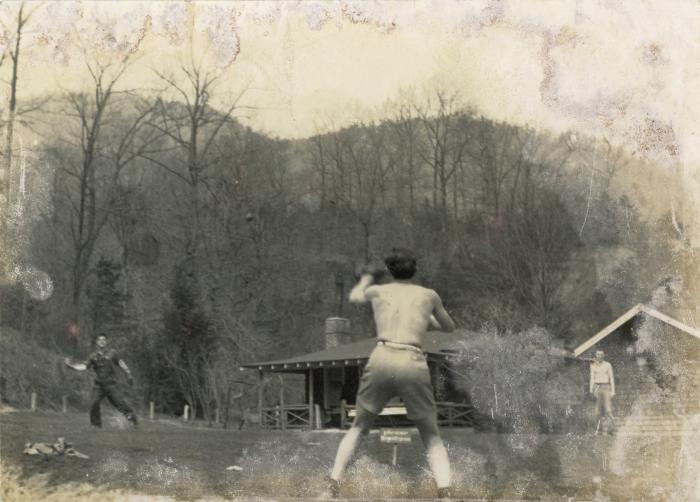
0;409;693;501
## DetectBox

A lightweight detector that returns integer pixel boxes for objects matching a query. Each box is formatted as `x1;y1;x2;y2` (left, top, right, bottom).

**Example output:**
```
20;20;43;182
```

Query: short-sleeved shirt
590;361;614;384
87;350;121;385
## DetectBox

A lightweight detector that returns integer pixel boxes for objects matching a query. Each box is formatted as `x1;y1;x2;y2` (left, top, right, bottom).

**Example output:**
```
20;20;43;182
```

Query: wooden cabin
240;318;475;430
240;305;699;432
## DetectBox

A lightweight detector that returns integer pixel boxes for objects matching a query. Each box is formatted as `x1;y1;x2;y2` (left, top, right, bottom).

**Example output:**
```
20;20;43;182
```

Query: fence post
215;408;220;424
308;369;314;430
61;395;67;414
184;404;189;421
258;370;264;428
149;401;155;420
30;392;37;412
314;404;322;429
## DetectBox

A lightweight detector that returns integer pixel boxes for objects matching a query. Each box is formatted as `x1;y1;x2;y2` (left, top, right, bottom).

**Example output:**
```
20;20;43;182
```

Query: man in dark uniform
65;333;138;427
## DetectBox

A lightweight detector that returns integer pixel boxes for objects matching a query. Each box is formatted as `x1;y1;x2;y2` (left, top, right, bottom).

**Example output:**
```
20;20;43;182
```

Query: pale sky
2;1;699;192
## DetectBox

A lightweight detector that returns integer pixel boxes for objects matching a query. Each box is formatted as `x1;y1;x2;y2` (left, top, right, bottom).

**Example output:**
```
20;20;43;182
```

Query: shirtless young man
324;248;456;499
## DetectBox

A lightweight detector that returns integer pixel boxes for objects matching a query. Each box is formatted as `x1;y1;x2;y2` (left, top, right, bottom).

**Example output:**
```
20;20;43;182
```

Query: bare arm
348;274;375;304
431;292;455;332
64;357;88;371
608;363;615;396
112;352;134;383
118;359;132;378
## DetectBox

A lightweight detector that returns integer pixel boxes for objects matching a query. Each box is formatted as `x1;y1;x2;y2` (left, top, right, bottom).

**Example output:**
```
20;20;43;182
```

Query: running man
590;349;615;434
324;248;456;499
65;333;138;427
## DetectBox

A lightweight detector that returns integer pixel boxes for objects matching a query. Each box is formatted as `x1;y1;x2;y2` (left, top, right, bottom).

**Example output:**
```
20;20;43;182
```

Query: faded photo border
1;1;699;501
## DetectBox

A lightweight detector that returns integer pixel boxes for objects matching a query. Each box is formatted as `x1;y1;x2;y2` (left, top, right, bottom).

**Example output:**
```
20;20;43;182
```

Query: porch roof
573;303;700;357
241;331;470;372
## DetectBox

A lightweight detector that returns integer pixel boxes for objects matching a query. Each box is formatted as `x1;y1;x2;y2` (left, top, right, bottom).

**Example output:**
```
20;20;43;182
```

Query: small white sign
380;429;412;444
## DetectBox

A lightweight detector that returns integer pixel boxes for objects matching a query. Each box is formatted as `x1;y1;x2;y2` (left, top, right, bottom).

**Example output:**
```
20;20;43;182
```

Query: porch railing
339;400;475;428
261;405;312;430
436;401;475;426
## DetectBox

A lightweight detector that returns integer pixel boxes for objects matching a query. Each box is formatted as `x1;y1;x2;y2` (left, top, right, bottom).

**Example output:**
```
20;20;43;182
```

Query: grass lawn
0;409;694;500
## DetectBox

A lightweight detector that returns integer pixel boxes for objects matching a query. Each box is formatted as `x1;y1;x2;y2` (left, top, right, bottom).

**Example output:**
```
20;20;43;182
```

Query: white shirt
590;361;615;394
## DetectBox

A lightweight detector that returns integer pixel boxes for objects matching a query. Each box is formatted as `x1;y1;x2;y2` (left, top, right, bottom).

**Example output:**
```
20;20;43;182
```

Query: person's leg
330;346;389;483
104;385;138;424
601;388;614;434
398;351;450;494
322;346;390;498
602;388;613;418
330;406;377;481
594;387;604;421
413;415;451;491
89;385;105;427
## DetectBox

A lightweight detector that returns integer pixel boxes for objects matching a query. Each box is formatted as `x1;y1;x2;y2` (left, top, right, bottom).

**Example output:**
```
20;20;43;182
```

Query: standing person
323;248;456;499
65;333;138;427
589;349;615;434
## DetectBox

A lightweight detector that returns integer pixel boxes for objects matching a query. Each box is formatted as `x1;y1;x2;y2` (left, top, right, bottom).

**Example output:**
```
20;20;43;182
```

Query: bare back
366;282;439;347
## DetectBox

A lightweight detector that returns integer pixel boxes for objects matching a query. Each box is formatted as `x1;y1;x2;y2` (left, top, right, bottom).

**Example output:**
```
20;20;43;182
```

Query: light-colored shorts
355;343;437;421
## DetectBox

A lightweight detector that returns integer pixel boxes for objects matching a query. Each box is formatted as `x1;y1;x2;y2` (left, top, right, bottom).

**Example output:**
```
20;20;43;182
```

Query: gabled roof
573;303;700;357
241;331;469;372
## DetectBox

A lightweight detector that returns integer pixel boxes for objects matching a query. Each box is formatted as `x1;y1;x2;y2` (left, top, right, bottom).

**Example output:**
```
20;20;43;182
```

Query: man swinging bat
65;333;138;428
323;248;456;499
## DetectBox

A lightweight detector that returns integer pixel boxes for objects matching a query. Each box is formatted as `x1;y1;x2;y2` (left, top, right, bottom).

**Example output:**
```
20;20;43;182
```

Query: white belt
377;340;423;354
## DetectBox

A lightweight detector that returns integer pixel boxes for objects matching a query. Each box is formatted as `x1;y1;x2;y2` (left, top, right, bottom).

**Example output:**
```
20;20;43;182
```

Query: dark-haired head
96;333;109;348
384;248;417;280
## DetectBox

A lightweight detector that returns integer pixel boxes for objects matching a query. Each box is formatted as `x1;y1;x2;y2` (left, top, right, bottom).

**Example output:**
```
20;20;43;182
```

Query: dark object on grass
24;437;89;459
323;476;340;498
437;487;452;499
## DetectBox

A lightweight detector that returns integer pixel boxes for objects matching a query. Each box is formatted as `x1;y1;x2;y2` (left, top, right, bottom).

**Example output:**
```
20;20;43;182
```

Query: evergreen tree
154;261;217;418
85;257;129;336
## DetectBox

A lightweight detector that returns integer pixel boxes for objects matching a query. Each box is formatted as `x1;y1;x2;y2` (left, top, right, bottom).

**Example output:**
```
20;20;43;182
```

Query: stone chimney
325;317;352;348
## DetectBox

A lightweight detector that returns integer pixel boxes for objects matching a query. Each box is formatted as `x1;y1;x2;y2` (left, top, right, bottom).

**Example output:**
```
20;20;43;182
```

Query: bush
0;328;90;410
447;326;585;433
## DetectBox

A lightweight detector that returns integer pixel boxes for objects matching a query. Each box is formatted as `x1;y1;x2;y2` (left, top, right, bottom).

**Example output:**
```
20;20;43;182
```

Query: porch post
258;370;264;427
308;369;315;430
322;368;330;411
279;375;286;430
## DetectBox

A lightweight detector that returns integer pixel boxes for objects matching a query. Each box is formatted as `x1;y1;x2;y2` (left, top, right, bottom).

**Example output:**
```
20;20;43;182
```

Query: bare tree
49;52;159;352
310;132;330;211
147;57;247;284
341;123;395;259
416;91;471;232
309;124;356;258
467;119;530;218
459;187;579;330
1;1;36;210
144;55;282;419
388;97;424;222
0;1;44;286
570;136;629;238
